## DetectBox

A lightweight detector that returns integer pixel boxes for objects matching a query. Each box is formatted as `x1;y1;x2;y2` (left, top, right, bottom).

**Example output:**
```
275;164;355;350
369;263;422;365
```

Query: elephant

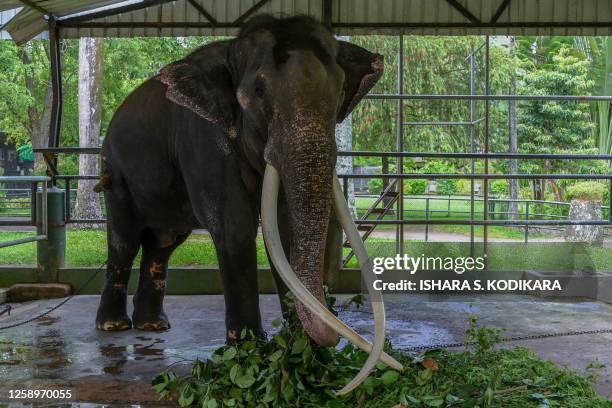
95;14;402;393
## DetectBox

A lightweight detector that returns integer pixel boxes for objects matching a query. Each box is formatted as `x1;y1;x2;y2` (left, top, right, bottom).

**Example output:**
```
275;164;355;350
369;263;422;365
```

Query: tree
0;40;52;172
74;38;104;225
517;46;595;201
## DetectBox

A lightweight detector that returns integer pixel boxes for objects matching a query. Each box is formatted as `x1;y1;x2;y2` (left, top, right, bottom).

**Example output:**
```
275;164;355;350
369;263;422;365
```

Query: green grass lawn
1;230;610;273
0;230;268;267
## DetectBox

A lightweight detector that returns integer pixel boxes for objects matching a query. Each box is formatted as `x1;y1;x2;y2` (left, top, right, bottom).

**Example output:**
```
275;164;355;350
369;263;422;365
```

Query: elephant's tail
93;162;112;193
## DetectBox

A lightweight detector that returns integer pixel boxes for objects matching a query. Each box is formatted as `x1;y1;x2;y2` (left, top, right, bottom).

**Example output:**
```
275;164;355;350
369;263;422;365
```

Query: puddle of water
0;337;30;368
33;329;70;379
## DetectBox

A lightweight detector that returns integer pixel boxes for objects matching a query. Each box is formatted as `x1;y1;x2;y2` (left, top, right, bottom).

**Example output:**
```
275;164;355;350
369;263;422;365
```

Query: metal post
483;36;490;265
48;20;62;150
36;187;66;282
65;179;71;222
396;35;405;256
524;201;530;243
447;194;451;217
48;20;62;186
425;197;430;241
30;182;37;224
469;49;476;256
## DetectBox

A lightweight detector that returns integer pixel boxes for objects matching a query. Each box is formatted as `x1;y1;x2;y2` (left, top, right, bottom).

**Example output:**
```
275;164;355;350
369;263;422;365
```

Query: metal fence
0;176;50;248
352;193;611;242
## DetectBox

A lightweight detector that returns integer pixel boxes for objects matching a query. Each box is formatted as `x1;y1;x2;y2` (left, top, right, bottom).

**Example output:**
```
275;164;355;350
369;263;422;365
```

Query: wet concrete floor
0;294;611;405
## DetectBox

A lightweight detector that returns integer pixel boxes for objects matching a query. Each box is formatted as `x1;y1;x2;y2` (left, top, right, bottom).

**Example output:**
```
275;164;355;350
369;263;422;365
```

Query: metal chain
0;261;106;331
400;327;612;353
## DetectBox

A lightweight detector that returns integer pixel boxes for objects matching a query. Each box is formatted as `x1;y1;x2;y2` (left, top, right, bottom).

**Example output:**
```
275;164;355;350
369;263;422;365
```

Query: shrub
491;180;509;198
456;179;472;195
566;181;607;201
420;161;458;195
367;178;382;194
404;179;427;195
436;179;457;195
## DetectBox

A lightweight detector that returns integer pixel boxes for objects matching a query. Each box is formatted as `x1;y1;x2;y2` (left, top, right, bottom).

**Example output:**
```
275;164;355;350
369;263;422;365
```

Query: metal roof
1;0;610;44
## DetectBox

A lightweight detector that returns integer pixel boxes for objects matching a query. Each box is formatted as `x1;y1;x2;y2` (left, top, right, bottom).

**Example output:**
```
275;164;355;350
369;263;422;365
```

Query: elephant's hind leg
132;229;190;331
96;167;142;331
96;224;140;331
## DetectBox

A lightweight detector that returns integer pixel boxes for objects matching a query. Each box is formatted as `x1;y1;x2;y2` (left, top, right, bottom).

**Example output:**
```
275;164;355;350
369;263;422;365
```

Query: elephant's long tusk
331;173;402;394
261;164;403;395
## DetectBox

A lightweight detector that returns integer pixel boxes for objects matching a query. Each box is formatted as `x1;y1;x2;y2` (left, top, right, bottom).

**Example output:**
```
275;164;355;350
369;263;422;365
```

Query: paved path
0;294;611;404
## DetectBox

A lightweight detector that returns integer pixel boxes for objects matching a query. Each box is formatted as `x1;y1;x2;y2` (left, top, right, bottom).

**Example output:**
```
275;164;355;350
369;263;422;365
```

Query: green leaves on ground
152;297;609;407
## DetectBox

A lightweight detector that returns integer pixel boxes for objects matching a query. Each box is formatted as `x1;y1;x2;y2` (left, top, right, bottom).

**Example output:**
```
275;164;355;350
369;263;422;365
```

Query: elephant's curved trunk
278;140;338;347
261;165;403;395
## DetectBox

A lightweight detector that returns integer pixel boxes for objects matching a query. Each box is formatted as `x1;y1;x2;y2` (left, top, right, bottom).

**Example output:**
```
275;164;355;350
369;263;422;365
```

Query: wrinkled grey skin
95;15;383;346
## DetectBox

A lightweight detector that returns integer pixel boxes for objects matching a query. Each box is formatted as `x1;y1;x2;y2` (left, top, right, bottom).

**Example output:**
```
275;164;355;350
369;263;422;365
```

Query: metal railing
353;193;611;242
0;176;50;248
338;152;612;257
33;147;107;224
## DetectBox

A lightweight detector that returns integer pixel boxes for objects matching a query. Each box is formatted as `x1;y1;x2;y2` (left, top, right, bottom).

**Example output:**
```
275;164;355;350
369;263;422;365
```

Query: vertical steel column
396;35;405;256
483;36;490;265
48;20;62;150
469;50;476;257
48;20;62;188
608;178;611;223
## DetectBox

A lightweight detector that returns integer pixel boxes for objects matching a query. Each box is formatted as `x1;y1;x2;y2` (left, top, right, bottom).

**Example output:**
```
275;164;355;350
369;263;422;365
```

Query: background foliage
0;35;609;200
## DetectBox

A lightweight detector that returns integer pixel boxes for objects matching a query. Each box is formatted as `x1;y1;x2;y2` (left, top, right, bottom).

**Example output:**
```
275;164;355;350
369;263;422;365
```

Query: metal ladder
342;179;399;267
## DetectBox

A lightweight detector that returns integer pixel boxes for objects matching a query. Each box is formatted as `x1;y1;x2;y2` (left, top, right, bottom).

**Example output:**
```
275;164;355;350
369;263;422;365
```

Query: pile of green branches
153;296;608;407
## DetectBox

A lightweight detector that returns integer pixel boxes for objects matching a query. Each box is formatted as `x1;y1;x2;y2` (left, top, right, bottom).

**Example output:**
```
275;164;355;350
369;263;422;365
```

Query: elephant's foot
132;310;170;331
96;306;132;331
96;286;132;331
132;292;170;331
96;315;132;331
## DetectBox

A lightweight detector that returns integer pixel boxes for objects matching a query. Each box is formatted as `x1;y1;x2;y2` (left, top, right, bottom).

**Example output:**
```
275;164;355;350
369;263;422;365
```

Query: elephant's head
157;15;400;393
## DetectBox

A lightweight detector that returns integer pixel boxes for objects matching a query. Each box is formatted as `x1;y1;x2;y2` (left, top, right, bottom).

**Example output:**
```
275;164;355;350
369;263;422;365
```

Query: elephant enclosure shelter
1;0;612;404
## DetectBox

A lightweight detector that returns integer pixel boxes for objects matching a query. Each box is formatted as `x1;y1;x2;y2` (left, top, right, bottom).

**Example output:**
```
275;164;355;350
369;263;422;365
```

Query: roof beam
61;20;612;31
233;0;270;26
187;0;217;25
445;0;480;24
17;0;51;16
331;21;611;29
59;0;177;24
491;0;512;23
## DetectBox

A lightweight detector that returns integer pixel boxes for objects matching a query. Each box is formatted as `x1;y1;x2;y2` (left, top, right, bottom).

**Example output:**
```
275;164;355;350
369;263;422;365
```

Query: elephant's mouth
260;164;403;395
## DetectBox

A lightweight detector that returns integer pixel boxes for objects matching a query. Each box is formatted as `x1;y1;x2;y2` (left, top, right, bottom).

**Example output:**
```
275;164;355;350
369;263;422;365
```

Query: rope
0;261;106;330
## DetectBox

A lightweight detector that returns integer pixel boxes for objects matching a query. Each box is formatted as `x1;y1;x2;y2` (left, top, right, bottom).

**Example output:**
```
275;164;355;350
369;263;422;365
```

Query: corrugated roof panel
1;0;123;43
0;0;609;43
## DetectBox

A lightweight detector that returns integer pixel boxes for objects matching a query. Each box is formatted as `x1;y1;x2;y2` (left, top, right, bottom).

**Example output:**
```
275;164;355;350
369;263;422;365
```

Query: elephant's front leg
214;217;263;343
132;230;190;330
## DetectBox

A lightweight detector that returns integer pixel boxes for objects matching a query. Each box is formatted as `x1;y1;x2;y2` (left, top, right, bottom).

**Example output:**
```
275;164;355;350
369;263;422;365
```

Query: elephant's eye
254;86;265;98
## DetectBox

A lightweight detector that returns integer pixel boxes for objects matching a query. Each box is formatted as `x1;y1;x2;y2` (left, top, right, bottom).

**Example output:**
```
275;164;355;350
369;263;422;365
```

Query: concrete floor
0;294;611;405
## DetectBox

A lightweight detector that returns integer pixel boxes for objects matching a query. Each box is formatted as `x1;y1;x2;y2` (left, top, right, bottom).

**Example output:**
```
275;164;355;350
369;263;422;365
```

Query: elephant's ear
336;41;384;123
156;41;239;138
